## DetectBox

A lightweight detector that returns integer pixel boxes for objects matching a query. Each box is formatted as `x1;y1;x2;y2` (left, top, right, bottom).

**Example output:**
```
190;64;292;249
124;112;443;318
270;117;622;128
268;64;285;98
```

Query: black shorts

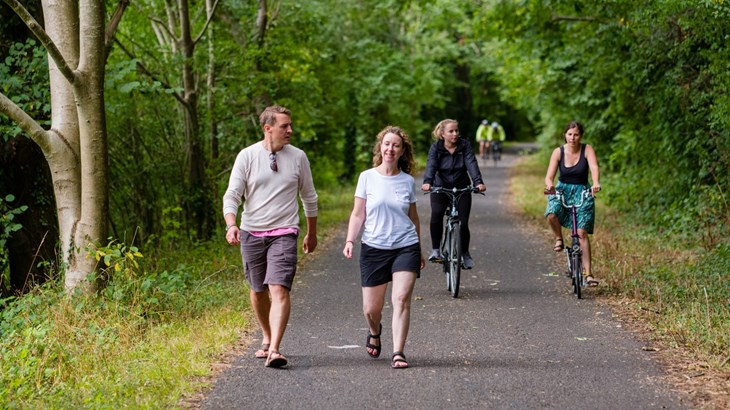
359;242;421;287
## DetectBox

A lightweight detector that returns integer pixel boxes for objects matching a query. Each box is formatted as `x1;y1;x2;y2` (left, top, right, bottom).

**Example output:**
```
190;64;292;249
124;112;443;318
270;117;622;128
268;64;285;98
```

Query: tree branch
3;0;76;84
551;14;596;22
113;38;186;105
150;16;178;45
0;92;52;151
256;0;268;48
193;0;221;45
105;0;131;63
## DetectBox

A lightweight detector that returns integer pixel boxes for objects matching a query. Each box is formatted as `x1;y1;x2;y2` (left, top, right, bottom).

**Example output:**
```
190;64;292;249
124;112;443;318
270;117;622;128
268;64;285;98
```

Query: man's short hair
259;105;291;127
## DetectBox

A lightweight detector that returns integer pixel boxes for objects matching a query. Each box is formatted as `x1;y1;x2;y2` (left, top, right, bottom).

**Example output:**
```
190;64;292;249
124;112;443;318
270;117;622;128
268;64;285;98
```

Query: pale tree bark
0;0;126;291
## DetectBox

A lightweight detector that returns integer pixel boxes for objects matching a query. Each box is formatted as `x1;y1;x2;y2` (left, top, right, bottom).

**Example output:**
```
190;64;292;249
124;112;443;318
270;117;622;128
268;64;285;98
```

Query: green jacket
475;124;488;141
486;124;506;141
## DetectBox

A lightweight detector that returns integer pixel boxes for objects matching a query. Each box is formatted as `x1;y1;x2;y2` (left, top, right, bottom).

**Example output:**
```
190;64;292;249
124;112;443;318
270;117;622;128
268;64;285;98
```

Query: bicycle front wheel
567;250;578;295
441;227;450;291
572;251;583;299
449;222;462;298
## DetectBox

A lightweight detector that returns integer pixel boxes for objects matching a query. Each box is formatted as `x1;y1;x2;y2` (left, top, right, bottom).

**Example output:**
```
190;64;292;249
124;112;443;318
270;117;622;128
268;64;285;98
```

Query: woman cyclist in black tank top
543;121;602;286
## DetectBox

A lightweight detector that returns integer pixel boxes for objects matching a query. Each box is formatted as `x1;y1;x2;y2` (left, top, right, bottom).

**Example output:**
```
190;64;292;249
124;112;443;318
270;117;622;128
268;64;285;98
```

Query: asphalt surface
201;145;687;410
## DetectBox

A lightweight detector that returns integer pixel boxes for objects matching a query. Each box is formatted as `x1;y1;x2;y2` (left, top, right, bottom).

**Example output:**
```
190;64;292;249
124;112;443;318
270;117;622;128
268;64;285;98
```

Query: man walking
223;105;318;368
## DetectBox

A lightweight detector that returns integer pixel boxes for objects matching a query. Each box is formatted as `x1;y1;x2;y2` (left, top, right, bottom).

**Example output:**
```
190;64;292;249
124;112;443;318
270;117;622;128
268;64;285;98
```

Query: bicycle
490;140;502;166
544;187;592;299
427;186;482;298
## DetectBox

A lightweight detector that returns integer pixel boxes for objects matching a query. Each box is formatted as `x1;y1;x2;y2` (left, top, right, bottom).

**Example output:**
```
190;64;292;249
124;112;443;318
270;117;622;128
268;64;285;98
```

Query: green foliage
475;0;730;246
86;237;144;294
0;194;27;293
100;0;535;242
0;38;50;140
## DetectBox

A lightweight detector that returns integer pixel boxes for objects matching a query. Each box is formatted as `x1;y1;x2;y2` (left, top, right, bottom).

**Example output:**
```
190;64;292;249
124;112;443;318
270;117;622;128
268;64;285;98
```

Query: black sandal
391;352;408;369
553;238;564;252
366;323;382;358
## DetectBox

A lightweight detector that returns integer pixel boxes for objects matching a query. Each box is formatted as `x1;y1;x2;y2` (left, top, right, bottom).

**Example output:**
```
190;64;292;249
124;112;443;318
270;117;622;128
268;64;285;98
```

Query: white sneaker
428;249;442;263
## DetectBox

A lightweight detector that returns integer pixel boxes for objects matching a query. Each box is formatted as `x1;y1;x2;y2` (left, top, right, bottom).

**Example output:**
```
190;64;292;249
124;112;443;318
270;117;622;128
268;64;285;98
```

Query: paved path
201;145;687;409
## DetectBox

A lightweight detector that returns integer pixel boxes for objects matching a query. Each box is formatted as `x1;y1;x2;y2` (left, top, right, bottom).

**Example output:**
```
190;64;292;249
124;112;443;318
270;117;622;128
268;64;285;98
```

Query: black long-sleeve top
422;138;484;189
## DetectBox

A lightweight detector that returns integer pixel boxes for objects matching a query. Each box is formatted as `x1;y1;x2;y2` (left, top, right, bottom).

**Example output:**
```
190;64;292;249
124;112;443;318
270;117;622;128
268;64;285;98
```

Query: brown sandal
254;343;270;359
265;351;288;368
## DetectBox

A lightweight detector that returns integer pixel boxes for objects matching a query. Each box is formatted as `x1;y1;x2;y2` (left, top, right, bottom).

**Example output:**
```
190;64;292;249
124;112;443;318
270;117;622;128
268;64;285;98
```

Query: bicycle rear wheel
449;222;462;298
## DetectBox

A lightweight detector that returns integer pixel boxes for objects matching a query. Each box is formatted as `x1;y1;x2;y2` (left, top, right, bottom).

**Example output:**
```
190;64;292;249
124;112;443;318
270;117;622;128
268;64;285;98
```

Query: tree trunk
178;0;212;239
1;0;110;291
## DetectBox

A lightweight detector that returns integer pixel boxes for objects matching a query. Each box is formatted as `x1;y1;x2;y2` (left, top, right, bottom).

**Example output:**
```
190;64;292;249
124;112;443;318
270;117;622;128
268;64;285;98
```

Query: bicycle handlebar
427;186;481;195
543;187;592;209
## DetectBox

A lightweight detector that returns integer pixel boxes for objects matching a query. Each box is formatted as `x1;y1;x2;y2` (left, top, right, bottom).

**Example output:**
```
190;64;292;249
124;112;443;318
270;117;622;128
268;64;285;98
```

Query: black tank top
558;144;589;185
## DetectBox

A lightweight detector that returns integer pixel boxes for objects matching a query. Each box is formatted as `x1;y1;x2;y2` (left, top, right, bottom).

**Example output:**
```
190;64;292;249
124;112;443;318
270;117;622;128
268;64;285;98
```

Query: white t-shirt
355;168;419;250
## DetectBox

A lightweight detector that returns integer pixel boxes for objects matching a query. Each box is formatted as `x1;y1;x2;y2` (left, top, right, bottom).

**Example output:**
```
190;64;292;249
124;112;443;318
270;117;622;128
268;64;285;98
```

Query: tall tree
0;0;125;291
117;0;220;239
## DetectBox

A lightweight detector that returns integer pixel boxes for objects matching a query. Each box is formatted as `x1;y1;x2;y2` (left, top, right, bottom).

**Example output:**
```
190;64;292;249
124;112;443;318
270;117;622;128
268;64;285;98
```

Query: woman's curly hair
372;125;416;175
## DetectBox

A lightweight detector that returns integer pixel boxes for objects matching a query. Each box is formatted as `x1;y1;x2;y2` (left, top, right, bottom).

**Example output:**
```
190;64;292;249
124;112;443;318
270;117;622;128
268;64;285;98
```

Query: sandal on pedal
254;343;270;359
391;352;408;369
553;238;564;252
585;275;599;287
366;324;382;358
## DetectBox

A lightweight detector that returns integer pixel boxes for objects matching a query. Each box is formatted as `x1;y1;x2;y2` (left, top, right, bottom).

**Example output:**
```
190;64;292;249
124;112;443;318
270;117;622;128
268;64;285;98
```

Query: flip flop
553;238;564;252
265;351;288;368
366;324;382;358
585;275;599;287
254;343;270;359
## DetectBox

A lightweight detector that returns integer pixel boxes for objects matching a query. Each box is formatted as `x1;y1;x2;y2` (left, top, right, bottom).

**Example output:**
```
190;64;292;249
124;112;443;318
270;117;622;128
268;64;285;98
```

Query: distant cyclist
475;119;490;160
422;119;486;269
486;121;506;157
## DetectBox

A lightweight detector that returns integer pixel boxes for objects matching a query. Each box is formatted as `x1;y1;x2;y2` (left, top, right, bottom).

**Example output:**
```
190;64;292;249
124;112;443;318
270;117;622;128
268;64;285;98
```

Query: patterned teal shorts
544;182;595;234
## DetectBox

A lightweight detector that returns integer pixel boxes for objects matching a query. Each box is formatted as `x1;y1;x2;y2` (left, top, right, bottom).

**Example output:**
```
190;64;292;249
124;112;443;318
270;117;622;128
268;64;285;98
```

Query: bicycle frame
427;186;480;298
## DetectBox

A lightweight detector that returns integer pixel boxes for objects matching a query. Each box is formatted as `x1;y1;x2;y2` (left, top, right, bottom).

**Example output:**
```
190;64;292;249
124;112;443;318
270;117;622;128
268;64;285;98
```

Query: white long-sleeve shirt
222;141;318;232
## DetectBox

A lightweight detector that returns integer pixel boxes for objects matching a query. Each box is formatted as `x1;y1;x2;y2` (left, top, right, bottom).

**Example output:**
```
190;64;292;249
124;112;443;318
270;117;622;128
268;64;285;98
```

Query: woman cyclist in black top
544;121;602;286
421;119;486;269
